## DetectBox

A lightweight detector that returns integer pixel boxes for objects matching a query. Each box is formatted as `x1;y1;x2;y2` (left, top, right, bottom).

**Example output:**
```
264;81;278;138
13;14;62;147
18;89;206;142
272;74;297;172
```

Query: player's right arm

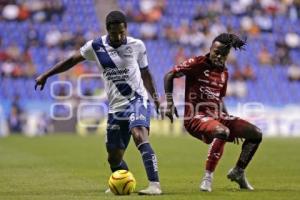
164;57;198;123
35;40;95;90
35;52;85;90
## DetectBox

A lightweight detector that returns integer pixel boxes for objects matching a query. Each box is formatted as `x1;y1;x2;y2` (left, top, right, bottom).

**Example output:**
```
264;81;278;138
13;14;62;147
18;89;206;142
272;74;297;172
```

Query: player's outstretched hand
165;103;179;123
35;74;48;91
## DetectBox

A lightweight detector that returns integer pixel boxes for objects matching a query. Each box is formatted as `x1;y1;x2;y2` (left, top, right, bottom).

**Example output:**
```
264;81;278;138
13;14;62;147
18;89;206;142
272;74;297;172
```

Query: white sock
205;170;213;178
149;181;160;186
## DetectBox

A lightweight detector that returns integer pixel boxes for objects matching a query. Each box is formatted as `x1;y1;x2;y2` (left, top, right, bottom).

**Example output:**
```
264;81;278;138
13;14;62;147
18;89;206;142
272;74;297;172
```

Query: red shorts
184;113;259;144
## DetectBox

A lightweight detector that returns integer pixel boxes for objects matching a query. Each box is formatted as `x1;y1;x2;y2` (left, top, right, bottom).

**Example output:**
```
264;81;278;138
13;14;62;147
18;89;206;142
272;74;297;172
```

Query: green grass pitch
0;134;300;200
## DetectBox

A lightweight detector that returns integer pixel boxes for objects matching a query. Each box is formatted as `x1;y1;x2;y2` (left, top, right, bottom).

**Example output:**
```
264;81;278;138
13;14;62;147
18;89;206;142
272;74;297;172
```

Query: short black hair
213;33;246;51
106;10;127;30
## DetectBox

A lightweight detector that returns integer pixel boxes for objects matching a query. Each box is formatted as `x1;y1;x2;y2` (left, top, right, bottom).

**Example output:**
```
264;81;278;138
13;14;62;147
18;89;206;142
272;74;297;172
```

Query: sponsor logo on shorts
107;124;120;130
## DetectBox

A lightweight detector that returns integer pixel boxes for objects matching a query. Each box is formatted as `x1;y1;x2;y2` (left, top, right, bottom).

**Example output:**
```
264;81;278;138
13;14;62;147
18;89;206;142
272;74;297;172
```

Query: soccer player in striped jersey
35;11;162;195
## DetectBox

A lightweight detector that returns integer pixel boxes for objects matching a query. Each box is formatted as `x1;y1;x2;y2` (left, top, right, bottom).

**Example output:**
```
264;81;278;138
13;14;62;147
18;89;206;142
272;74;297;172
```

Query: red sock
205;138;226;172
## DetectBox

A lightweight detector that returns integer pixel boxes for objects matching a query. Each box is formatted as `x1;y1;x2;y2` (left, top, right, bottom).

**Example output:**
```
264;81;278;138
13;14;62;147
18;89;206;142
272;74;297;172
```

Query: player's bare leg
226;120;263;190
131;126;162;195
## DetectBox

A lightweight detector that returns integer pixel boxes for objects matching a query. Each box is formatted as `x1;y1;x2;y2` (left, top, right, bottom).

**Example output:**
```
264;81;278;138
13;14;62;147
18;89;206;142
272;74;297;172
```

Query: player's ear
106;24;111;32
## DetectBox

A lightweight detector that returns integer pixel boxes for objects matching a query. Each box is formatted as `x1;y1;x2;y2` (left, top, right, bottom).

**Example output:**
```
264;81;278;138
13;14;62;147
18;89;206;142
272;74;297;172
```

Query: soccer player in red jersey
164;33;262;192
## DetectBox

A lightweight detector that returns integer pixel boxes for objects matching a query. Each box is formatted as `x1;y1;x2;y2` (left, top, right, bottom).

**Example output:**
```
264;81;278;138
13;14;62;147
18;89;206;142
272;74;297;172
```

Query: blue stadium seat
1;0;300;116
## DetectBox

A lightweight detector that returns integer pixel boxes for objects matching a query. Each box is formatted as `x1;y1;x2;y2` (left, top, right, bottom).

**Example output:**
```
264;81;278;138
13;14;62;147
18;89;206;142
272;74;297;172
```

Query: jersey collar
205;53;226;71
105;35;127;48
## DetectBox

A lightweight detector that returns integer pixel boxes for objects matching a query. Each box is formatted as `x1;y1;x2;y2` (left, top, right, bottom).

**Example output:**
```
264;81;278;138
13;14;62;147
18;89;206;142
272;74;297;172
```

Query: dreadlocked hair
213;33;246;51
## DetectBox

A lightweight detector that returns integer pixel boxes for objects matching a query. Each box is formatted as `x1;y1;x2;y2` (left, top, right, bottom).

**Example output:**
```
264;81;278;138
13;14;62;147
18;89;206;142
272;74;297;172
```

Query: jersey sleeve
172;57;199;76
137;40;148;69
80;40;96;61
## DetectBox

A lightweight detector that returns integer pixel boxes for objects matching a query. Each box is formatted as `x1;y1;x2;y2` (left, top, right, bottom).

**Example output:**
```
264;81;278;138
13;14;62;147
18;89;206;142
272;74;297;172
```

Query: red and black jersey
172;54;228;118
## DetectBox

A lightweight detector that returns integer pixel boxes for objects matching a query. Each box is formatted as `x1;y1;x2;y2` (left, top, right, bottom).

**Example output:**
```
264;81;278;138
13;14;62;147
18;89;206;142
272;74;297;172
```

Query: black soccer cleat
227;168;254;190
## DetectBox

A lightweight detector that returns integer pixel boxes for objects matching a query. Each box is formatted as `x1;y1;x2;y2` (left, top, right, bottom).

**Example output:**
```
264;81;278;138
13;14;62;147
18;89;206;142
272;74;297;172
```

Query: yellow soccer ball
108;170;136;195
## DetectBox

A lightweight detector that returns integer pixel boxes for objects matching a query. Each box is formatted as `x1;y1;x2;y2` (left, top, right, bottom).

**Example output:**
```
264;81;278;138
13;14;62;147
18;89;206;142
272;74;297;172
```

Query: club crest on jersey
125;46;133;54
123;46;133;58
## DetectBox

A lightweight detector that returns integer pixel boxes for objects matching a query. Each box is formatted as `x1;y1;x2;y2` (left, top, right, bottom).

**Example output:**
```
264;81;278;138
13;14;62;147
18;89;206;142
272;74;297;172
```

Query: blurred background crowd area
0;0;300;135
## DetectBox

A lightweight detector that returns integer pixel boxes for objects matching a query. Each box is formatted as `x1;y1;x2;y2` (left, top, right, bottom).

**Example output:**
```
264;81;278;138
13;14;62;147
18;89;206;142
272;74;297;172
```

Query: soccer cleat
227;168;254;190
138;182;162;195
200;176;213;192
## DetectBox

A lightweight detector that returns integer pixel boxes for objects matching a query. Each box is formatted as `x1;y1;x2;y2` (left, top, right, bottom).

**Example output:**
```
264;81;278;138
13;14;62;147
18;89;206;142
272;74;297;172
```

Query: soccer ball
108;170;136;195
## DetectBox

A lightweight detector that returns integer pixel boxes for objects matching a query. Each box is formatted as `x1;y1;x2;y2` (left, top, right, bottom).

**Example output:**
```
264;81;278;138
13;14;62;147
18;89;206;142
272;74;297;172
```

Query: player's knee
131;126;148;145
246;126;263;143
252;127;263;143
212;126;230;141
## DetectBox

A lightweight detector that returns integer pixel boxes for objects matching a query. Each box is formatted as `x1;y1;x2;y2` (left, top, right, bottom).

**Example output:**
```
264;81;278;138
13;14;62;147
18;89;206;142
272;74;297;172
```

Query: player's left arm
220;72;229;114
137;40;162;117
140;68;162;117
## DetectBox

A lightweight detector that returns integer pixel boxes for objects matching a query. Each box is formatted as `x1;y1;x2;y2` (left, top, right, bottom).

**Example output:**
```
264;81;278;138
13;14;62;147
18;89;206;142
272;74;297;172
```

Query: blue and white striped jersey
80;35;149;113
